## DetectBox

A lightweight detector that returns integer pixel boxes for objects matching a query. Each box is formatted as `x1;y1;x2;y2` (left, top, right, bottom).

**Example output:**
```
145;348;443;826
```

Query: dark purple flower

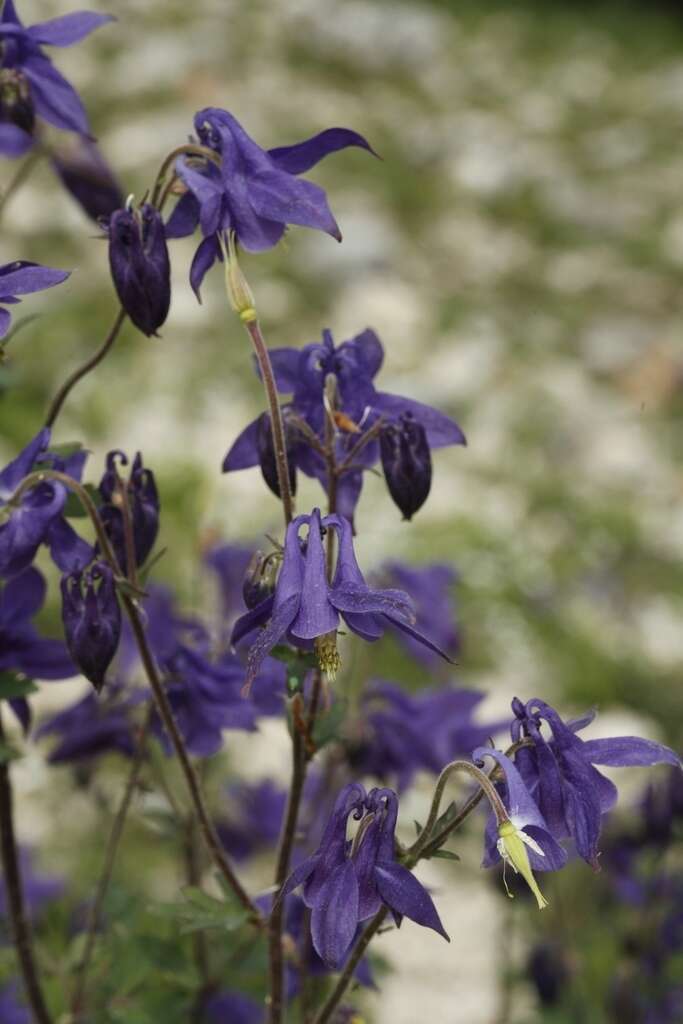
0;1;112;145
216;779;286;861
166;108;375;296
256;410;297;499
350;681;503;790
283;782;448;967
224;328;465;520
98;450;159;574
61;560;121;692
203;990;262;1024
0;983;29;1024
379;412;431;520
36;684;137;763
51;137;123;221
233;509;450;689
379;561;460;666
0;260;69;338
108;203;170;336
510;698;682;869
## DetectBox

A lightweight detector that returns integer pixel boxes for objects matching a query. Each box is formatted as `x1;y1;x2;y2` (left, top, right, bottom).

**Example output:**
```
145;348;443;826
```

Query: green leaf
311;698;347;750
153;886;249;935
0;671;37;700
429;849;460;862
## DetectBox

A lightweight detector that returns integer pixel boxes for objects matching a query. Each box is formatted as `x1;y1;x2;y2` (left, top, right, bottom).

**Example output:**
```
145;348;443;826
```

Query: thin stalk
69;711;151;1019
150;144;220;207
311;908;388;1024
5;471;260;924
335;418;384;475
44;309;127;429
267;711;308;1023
0;146;42;220
0;709;54;1024
243;318;294;526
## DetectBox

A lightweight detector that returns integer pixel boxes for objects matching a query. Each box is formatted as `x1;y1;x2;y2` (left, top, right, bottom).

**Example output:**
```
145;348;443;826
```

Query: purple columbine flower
0;260;69;338
51;137;123;222
61;560;121;693
510;697;682;869
0;0;112;153
474;747;568;908
283;783;448;968
224;328;465;520
108;203;171;336
1;566;75;730
97;450;159;574
166;108;375;297
232;508;450;689
216;779;286;861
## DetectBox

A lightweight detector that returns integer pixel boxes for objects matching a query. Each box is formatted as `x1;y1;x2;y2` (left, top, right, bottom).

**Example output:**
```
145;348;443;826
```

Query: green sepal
0;671;37;700
270;645;318;694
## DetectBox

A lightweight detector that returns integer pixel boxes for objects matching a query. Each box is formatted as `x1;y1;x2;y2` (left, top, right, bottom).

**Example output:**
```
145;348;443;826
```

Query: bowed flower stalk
0;0;113;155
224;328;465;520
232;508;451;689
165;107;375;297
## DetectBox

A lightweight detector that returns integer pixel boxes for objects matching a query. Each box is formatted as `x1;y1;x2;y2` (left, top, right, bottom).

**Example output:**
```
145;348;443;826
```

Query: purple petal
0;428;50;499
349;328;384;380
0;262;69;296
0;308;10;338
582;737;681;769
244;594;299;689
0;566;45;626
281;854;320;900
291;510;338;640
472;747;548;833
0;0;21;25
222;417;261;472
261;347;301;393
329;581;414;620
383;614;454;663
311;861;359;968
165;191;200;239
374;861;449;941
22;54;91;135
373;392;466;449
27;12;114;47
45;516;94;573
175;158;224;237
231;595;274;647
249;171;340;240
336;471;364;523
268;127;376;175
189;235;220;301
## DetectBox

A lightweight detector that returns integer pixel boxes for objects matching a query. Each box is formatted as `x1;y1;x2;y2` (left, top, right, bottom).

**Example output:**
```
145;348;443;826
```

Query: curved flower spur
231;508;454;690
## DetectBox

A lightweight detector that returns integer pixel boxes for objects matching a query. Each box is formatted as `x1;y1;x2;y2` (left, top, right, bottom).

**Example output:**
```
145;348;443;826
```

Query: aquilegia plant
0;4;680;1023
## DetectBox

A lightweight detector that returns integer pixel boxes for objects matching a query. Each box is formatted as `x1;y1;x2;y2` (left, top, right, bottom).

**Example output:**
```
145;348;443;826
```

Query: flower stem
150;144;219;208
69;710;151;1020
0;709;54;1024
311;907;388;1024
44;308;127;429
243;318;294;527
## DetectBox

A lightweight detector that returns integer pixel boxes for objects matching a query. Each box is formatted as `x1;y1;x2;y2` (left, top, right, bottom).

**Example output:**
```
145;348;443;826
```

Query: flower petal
582;737;682;769
311;861;359;968
27;12;114;47
373;392;466;448
374;861;449;941
268;128;376;175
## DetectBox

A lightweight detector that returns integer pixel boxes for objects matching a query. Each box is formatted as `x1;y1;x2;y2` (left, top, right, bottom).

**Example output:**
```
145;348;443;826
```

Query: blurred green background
1;0;682;1020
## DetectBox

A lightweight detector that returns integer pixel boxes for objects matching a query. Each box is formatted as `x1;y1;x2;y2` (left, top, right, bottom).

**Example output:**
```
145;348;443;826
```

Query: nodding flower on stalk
97;450;159;576
231;508;452;690
60;561;121;693
108;201;171;336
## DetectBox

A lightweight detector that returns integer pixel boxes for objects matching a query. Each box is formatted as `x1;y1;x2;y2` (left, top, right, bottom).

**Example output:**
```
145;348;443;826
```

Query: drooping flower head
379;412;432;520
97;450;159;575
509;697;682;869
232;508;451;689
166;108;375;297
108;202;171;336
0;260;69;338
60;560;121;693
0;1;113;153
224;328;465;520
283;782;448;967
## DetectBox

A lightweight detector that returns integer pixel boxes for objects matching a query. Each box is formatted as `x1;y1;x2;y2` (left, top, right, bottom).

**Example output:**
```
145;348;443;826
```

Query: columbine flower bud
223;231;256;322
256;411;297;499
61;562;121;693
108;201;171;336
0;68;34;134
379;412;432;521
98;451;160;576
496;819;548;910
242;549;279;609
